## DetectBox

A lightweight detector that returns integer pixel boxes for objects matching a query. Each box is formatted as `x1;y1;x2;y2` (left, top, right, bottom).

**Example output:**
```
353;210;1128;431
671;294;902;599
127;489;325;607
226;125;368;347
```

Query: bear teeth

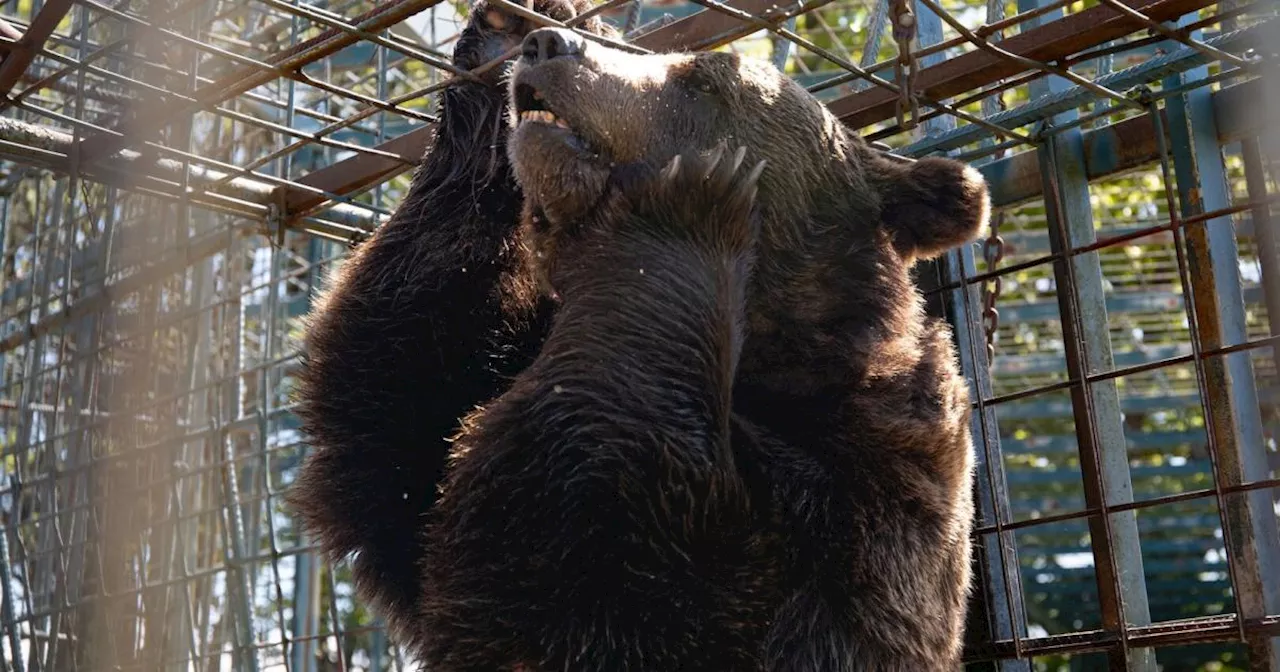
520;110;563;126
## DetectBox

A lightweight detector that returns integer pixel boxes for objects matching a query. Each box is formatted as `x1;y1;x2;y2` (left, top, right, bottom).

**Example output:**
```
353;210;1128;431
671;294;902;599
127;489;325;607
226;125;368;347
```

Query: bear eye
482;8;521;32
684;70;717;96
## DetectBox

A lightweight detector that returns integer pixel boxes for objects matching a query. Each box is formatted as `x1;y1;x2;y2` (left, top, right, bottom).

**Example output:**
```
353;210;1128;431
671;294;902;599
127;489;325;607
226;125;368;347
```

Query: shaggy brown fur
284;1;613;647
478;27;983;669
420;147;780;670
289;15;989;670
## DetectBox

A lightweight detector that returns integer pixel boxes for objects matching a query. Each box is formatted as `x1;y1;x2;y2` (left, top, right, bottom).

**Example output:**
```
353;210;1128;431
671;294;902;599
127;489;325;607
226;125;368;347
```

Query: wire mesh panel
0;0;1275;670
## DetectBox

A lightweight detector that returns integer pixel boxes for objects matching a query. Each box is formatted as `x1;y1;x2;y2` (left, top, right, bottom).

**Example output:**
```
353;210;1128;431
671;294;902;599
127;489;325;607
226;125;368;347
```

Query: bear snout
521;27;585;64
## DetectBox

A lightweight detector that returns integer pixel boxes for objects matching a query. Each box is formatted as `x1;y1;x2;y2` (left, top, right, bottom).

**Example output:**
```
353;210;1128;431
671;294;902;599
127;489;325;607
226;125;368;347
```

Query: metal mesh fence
0;0;1275;670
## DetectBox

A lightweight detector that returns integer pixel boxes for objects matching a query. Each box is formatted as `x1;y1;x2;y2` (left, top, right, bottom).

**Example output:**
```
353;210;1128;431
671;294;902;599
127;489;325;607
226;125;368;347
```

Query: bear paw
633;142;767;251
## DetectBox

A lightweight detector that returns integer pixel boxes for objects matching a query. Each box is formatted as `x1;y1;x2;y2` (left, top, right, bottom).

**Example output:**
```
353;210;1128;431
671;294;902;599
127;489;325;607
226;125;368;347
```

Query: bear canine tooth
520;110;559;124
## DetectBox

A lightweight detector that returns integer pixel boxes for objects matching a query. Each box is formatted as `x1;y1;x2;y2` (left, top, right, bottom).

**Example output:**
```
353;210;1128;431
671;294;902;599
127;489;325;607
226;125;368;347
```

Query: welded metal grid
0;0;1275;670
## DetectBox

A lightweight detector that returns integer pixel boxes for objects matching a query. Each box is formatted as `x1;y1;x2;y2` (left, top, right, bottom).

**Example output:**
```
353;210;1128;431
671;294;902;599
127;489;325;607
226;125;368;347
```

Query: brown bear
284;0;614;647
414;26;989;671
288;12;989;672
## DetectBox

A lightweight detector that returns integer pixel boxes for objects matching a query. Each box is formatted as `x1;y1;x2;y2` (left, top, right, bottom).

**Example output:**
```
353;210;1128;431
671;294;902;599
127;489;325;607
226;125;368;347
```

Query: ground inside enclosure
0;0;1277;670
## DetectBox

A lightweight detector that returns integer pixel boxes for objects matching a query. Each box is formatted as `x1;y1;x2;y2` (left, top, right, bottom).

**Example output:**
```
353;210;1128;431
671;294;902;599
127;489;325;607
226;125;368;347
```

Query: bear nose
521;27;584;63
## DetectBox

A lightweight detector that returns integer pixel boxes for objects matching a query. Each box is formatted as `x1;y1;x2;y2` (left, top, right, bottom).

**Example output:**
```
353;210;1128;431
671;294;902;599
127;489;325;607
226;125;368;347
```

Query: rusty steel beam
980;76;1261;208
0;0;74;97
826;0;1219;129
632;0;783;50
280;0;788;219
74;0;444;165
285;0;1212;220
281;129;428;217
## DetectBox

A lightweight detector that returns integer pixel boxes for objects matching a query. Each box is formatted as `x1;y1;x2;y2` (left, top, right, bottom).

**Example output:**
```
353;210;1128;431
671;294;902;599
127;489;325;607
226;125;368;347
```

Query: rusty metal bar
285;0;1219;223
0;0;73;96
1164;46;1280;668
964;614;1280;662
826;0;1219;129
279;0;804;219
1038;129;1136;669
73;0;445;166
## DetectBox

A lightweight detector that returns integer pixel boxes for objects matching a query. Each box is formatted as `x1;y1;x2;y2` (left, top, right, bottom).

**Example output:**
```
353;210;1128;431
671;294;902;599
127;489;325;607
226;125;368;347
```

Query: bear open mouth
515;83;571;130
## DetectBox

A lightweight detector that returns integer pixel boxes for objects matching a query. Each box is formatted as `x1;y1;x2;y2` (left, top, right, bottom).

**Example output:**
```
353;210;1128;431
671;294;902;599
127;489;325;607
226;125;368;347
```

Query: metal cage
0;0;1276;670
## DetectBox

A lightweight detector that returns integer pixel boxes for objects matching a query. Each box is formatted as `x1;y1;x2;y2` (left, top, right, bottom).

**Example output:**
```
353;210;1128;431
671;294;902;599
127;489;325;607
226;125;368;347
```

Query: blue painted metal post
1038;133;1156;671
290;237;332;672
913;0;953;138
1019;0;1155;666
1242;139;1280;384
291;543;320;672
0;528;24;672
771;16;798;70
855;0;889;92
945;244;1030;672
1163;19;1280;667
369;620;387;672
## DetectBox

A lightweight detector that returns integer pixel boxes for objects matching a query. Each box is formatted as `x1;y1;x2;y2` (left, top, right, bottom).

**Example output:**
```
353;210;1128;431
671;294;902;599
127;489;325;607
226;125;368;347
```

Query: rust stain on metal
281;0;785;220
76;0;447;165
0;0;74;98
826;0;1219;130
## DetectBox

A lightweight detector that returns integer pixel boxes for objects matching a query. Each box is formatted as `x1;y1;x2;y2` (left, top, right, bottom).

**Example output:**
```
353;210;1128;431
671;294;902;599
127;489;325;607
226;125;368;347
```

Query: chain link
890;0;919;131
981;211;1005;364
978;35;1010;368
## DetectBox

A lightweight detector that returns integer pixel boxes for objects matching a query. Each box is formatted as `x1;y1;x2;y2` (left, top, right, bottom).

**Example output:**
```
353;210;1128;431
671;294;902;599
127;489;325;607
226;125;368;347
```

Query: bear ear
873;155;991;263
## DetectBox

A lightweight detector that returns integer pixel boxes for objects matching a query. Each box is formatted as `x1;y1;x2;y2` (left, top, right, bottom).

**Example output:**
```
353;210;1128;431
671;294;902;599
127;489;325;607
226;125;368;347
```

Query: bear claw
644;143;765;248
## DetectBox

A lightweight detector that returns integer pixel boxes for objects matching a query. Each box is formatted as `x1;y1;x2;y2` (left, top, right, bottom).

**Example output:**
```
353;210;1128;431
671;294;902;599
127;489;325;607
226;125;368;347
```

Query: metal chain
978;19;1010;367
981;211;1005;365
890;0;919;131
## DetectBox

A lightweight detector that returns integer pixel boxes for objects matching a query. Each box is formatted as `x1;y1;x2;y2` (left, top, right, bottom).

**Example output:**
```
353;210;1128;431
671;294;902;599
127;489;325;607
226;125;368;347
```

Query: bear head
506;26;990;391
453;0;617;82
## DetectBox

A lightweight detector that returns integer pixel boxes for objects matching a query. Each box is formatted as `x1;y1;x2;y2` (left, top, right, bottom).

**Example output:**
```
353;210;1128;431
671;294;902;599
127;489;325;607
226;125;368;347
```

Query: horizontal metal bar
826;0;1220;129
0;114;381;235
903;20;1269;157
73;0;444;165
0;0;73;96
277;0;794;219
979;77;1264;208
964;614;1280;662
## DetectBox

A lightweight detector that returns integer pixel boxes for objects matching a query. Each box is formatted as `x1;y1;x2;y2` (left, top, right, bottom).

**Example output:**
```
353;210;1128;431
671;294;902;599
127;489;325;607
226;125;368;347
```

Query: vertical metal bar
185;234;219;672
1017;0;1155;667
0;527;25;672
1241;140;1280;518
26;175;68;672
946;243;1030;671
1039;134;1145;671
972;0;1006;165
1050;96;1158;672
1164;43;1280;669
1242;138;1280;470
855;0;889;92
220;231;261;672
262;11;299;660
0;171;37;672
913;0;953;137
368;622;387;672
53;8;109;666
771;16;798;70
35;13;98;659
291;549;319;672
221;428;261;672
287;9;320;672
